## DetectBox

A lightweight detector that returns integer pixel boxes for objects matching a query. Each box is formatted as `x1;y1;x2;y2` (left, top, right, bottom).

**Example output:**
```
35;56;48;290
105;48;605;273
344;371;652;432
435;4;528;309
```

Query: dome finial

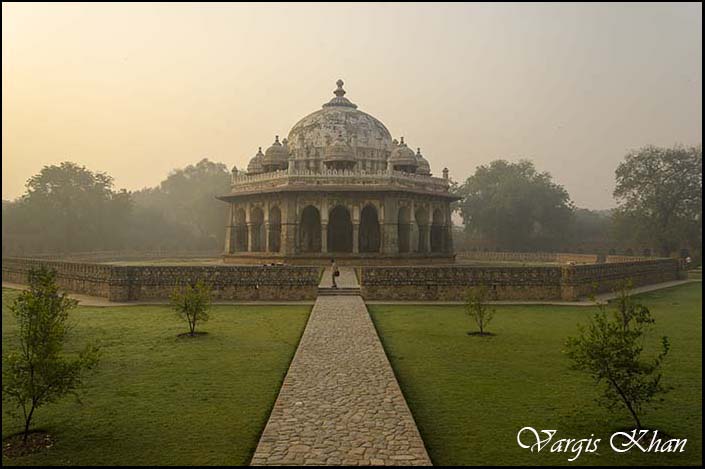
274;135;280;144
323;78;357;108
400;136;405;145
417;147;421;155
334;79;345;97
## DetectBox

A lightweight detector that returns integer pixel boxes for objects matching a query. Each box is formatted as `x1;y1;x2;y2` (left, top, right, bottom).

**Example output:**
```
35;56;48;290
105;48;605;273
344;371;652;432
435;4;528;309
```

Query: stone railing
360;258;681;301
2;258;322;302
228;168;451;194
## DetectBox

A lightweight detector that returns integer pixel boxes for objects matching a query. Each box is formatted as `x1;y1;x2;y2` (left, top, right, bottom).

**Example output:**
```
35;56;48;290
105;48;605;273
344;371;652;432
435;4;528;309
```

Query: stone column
224;204;233;254
281;199;298;255
381;201;397;255
352;223;360;254
264;201;270;253
247;223;254;252
321;223;328;253
264;222;271;252
410;210;419;253
418;225;430;253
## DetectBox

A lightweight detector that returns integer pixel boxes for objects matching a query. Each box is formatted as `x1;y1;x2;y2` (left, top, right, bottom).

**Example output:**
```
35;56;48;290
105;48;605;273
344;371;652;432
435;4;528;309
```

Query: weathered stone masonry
2;258;321;301
360;258;681;301
2;257;680;302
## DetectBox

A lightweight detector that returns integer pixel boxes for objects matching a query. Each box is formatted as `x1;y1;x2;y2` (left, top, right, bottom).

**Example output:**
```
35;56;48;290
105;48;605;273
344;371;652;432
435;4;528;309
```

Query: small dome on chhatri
324;132;356;169
262;135;289;171
219;78;459;264
388;137;418;169
247;147;265;174
415;147;431;175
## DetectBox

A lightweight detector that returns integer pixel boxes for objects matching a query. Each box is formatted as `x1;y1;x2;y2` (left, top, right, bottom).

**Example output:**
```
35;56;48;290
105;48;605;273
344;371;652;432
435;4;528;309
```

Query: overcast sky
2;2;701;208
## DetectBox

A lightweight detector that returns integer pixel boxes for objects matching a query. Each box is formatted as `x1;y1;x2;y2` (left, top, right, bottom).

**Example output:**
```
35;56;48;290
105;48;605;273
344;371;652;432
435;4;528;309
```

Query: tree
457;159;574;250
613;144;702;258
2;267;99;443
3;162;131;253
565;283;670;429
170;280;212;336
464;285;495;336
137;158;231;248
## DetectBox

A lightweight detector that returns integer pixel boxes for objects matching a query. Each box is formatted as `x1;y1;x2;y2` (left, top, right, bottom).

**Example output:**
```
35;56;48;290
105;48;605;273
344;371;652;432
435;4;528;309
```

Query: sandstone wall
559;258;681;300
2;258;321;301
456;251;600;264
360;266;563;300
360;258;680;301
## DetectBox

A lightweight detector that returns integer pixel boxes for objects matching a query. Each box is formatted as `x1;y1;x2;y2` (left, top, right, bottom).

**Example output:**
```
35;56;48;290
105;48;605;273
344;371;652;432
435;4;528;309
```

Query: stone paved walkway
250;293;431;466
319;266;359;288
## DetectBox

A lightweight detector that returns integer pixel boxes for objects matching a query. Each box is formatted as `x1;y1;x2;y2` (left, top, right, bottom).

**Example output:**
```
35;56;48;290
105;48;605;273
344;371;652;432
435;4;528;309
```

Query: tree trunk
23;405;35;443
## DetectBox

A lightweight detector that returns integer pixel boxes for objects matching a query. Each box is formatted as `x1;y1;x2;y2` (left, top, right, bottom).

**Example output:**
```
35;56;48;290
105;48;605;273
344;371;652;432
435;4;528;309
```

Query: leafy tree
137;158;231;247
170;280;212;336
464;285;495;336
457;159;574;250
3;162;131;253
2;267;99;443
565;283;670;429
3;158;232;255
613;144;702;258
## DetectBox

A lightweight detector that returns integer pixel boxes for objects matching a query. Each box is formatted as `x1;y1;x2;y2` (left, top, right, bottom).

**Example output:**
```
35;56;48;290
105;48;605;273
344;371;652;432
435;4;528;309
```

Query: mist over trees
456;159;575;251
612;145;702;258
2;159;231;255
2;144;701;260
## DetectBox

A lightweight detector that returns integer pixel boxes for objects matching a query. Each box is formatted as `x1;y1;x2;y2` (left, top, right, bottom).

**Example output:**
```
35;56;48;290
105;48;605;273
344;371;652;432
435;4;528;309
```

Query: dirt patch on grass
3;431;54;458
466;331;496;337
176;331;209;339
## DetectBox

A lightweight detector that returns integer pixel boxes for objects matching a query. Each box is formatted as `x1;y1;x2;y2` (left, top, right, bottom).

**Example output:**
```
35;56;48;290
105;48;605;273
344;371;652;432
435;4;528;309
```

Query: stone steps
317;287;361;296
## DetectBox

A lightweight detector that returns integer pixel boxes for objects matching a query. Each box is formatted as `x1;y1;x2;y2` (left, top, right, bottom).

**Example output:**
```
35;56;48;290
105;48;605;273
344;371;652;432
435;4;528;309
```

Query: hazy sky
2;2;701;208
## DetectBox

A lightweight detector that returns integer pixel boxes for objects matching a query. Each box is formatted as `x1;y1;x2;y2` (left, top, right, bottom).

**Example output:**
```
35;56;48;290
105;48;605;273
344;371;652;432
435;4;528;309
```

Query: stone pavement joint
250;293;431;466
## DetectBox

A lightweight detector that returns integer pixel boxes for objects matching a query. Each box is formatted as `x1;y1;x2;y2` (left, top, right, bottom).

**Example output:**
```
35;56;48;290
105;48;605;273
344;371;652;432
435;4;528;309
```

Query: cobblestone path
319;266;359;288
250;290;431;466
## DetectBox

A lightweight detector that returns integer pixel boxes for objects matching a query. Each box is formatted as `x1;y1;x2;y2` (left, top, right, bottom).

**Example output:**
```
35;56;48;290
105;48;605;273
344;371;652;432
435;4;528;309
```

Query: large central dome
286;80;393;171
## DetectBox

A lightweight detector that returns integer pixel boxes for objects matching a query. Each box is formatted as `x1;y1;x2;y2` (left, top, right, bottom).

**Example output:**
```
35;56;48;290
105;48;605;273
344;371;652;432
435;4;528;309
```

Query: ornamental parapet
228;168;451;195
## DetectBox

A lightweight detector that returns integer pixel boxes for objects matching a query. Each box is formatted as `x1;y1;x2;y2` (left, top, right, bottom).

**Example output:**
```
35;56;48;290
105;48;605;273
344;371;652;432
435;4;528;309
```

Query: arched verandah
328;205;353;253
300;205;321;253
359;204;381;253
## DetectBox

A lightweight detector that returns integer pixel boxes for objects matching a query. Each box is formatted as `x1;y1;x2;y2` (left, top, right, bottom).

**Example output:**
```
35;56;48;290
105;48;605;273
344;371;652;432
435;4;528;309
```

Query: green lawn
1;288;310;466
370;283;702;466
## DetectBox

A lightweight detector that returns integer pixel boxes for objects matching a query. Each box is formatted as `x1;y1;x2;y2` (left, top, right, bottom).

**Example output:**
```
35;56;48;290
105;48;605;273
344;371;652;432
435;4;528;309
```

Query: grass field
1;288;311;466
369;283;702;466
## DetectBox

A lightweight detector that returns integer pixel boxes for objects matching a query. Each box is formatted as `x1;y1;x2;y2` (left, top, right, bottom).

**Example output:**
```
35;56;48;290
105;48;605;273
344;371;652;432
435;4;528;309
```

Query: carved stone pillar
246;223;253;252
321;223;328;253
418;224;429;253
352;223;360;254
224;204;233;254
242;223;252;252
264;222;270;252
410;218;419;253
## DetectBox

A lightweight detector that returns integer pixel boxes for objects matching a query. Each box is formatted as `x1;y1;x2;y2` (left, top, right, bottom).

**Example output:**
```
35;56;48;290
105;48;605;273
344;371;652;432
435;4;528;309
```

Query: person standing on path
331;258;339;288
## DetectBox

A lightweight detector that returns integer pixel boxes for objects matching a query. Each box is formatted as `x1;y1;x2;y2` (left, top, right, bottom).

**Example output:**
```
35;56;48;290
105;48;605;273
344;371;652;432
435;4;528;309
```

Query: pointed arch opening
359;204;381;253
268;206;281;252
328;205;353;253
300;205;321;253
397;206;411;253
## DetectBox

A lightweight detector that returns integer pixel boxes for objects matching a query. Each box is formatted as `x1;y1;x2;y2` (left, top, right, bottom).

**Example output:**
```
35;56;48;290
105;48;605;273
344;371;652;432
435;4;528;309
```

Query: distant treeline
451;145;701;261
2;159;230;256
2;144;701;264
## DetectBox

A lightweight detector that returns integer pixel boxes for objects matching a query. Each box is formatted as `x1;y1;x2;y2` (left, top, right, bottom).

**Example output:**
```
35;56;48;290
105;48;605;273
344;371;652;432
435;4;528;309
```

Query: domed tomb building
218;80;458;264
